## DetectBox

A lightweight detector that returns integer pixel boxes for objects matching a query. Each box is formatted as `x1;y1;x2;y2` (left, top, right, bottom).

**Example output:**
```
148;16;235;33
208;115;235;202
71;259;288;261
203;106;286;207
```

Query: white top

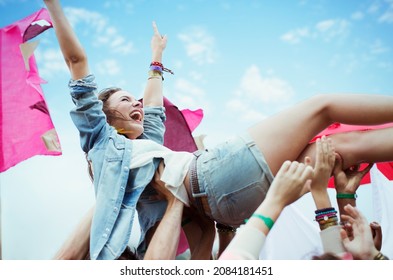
130;139;194;206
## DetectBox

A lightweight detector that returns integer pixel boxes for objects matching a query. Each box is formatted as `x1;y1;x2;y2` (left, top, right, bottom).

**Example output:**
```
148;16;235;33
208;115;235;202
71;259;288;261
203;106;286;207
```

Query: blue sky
1;0;393;259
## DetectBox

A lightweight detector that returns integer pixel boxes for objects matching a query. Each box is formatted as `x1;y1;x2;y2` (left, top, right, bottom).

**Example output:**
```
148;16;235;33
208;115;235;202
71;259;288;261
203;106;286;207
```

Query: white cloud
351;11;364;20
281;19;349;44
280;27;309;44
314;19;350;41
234;65;294;103
103;0;134;14
64;7;134;55
370;39;390;54
178;27;217;65
35;47;68;79
223;65;294;124
226;99;267;123
378;1;393;23
368;2;381;14
170;78;210;111
95;59;121;76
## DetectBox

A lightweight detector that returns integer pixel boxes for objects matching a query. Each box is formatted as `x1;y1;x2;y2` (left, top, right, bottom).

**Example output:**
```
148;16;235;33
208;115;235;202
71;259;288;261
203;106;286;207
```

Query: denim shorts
195;132;274;227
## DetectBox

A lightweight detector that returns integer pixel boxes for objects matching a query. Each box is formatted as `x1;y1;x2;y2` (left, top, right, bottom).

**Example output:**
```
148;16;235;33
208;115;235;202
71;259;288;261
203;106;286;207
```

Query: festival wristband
336;193;357;199
245;213;275;230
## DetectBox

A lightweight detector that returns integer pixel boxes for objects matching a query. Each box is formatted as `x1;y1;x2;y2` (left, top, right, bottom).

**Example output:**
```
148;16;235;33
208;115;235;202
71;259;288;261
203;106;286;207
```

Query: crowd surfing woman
46;0;393;260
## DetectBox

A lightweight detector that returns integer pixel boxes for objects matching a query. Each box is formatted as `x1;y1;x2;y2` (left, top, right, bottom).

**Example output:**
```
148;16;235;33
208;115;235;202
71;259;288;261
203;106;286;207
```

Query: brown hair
312;252;341;260
86;87;124;182
97;87;124;126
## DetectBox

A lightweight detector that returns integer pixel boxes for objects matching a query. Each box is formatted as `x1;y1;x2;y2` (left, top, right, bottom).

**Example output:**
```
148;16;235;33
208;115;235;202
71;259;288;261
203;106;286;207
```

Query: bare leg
248;94;393;175
298;127;393;170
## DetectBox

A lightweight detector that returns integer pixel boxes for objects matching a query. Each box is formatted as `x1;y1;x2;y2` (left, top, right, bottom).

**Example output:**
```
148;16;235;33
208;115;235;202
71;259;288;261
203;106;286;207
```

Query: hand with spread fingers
340;204;386;260
333;156;373;195
308;135;336;209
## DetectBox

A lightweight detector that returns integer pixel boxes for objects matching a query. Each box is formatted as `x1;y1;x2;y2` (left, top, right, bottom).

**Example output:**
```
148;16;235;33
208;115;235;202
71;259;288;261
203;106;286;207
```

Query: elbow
64;46;88;66
66;53;88;66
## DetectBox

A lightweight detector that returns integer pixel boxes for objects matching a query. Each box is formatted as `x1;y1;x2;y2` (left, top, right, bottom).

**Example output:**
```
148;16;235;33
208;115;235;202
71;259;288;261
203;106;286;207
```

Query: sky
1;0;393;260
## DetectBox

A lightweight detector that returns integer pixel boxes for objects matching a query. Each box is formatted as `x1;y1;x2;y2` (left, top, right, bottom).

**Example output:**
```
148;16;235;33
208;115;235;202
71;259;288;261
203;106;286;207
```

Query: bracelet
150;61;174;75
315;207;335;214
148;76;162;80
216;223;237;233
374;252;389;260
336;193;357;199
246;213;275;230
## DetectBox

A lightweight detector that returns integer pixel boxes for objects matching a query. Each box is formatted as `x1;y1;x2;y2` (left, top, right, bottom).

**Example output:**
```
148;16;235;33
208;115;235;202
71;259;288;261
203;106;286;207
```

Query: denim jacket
69;74;166;260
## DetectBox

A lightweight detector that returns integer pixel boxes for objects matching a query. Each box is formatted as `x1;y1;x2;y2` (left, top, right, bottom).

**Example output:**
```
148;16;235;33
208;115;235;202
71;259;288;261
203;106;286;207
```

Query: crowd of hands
152;136;384;260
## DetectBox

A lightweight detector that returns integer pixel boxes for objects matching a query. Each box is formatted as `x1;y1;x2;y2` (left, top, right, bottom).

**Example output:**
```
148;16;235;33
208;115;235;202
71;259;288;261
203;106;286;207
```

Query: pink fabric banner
0;8;61;172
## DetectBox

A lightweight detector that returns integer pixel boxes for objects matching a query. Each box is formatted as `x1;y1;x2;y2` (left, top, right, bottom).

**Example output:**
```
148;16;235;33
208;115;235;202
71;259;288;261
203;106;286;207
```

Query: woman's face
106;90;144;139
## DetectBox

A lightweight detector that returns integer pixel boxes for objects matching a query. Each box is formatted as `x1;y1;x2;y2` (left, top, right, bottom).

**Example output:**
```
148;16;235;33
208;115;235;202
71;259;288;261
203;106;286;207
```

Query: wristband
336;193;357;199
245;213;274;230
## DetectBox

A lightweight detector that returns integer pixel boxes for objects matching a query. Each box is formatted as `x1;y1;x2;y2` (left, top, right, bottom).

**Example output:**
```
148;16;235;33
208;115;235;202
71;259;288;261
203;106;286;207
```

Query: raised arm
333;157;373;217
44;0;89;79
219;160;313;260
340;205;388;260
54;206;93;260
142;22;167;107
143;163;184;260
309;136;335;210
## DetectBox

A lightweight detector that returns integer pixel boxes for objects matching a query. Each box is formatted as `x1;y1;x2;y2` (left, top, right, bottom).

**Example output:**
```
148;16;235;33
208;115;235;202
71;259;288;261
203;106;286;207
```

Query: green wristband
248;213;275;230
336;193;357;199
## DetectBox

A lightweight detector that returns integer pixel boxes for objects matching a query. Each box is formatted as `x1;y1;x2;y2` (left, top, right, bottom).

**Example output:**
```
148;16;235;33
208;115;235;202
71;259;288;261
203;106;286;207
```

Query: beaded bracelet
315;207;336;215
150;61;174;75
315;212;337;221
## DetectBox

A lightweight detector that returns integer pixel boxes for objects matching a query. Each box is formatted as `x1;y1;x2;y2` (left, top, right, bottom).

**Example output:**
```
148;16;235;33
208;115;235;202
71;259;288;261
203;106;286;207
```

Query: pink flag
0;8;61;172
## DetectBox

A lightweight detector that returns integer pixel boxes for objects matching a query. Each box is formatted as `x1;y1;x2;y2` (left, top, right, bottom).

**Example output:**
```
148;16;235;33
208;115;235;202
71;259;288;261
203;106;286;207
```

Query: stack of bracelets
315;207;338;231
148;61;174;81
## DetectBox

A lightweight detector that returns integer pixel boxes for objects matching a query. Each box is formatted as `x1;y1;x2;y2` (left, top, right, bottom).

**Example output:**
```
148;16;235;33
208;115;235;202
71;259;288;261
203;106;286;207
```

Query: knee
330;130;366;167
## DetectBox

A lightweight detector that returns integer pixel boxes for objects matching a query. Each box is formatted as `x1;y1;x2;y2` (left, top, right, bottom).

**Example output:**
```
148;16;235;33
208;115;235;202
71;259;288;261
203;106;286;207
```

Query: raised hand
340;204;379;260
266;160;313;209
333;156;373;194
151;21;167;54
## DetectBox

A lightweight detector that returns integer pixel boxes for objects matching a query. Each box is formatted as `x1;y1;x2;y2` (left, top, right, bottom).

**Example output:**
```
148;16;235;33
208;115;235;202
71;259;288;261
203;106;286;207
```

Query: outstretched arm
143;162;184;260
308;136;336;210
143;22;167;108
333;158;373;217
44;0;89;79
340;204;388;260
54;206;93;260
